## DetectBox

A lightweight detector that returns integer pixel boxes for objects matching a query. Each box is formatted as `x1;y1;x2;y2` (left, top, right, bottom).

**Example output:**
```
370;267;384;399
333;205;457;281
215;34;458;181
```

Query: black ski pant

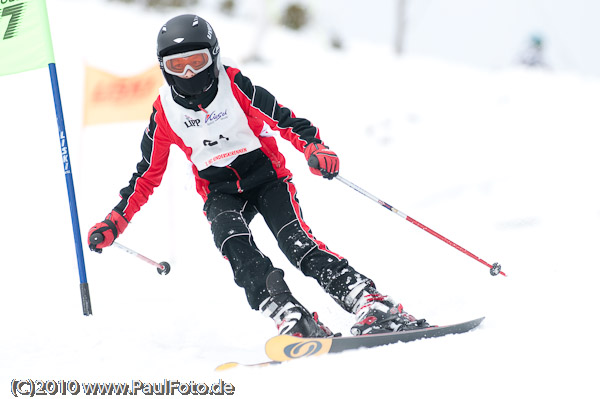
203;176;371;311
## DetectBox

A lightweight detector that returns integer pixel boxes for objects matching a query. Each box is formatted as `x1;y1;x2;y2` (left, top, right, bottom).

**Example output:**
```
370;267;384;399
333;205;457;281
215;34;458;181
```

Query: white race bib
160;65;262;170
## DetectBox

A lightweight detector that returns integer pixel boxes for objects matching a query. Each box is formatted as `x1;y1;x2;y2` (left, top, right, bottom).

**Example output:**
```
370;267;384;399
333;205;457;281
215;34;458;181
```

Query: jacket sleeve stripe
114;104;170;221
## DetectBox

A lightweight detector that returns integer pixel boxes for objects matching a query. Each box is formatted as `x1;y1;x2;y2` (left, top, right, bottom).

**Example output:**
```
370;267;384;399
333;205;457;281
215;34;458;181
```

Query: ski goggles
162;48;213;77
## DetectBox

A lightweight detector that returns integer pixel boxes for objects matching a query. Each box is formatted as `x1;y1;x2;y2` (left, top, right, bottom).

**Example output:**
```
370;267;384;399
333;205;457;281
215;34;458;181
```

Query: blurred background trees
105;0;600;76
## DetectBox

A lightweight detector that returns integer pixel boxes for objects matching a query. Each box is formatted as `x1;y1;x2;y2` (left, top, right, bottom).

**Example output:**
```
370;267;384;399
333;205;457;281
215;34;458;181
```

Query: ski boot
260;270;333;338
345;282;429;335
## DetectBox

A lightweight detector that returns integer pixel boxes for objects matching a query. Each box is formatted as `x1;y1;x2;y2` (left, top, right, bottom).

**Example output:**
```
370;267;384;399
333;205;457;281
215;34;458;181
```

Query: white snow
1;1;599;398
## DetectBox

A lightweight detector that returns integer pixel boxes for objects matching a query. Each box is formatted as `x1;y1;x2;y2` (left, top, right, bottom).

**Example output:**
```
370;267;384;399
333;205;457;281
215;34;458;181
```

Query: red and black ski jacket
114;65;323;223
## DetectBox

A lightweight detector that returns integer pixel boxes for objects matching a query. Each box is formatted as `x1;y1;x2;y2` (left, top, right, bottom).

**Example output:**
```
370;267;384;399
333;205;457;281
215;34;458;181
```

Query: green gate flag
0;0;55;76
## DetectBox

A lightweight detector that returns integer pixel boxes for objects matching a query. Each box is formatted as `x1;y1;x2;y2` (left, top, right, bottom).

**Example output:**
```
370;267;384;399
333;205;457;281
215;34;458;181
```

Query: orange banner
83;65;164;126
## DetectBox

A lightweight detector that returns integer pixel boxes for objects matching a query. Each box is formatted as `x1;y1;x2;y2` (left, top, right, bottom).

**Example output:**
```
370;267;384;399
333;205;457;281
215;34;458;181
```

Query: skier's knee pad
276;220;318;268
211;210;251;251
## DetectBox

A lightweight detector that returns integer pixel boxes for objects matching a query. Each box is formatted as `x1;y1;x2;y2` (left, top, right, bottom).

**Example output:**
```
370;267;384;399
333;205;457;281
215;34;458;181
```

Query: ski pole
90;233;171;275
333;175;505;277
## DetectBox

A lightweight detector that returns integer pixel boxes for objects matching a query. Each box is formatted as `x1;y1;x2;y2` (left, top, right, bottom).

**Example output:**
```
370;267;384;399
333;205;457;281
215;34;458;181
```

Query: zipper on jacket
226;165;243;193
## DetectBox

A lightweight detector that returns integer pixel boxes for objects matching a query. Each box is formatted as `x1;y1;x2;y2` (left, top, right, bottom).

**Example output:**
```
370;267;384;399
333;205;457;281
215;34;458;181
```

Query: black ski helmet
157;14;221;97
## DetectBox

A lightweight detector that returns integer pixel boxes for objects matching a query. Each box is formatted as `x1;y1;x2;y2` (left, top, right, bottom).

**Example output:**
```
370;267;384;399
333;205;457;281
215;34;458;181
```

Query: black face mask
172;70;213;96
171;75;218;111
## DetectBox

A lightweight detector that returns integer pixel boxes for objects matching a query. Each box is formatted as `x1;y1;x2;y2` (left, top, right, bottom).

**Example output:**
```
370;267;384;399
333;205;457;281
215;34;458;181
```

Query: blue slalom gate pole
48;63;92;316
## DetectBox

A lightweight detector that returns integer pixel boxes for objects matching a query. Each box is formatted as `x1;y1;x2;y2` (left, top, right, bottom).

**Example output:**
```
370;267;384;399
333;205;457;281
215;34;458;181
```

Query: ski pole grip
90;232;104;244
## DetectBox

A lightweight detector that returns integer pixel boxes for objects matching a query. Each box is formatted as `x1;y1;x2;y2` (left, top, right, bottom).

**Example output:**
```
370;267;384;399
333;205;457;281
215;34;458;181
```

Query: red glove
304;143;339;179
87;210;128;253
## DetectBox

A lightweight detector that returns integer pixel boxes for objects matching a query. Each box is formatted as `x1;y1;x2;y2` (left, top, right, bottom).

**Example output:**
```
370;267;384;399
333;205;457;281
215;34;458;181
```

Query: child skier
88;14;428;337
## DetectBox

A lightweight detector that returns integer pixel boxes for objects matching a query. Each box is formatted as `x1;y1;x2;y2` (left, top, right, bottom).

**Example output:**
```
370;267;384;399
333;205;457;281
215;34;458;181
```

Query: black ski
266;317;485;361
216;317;484;370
